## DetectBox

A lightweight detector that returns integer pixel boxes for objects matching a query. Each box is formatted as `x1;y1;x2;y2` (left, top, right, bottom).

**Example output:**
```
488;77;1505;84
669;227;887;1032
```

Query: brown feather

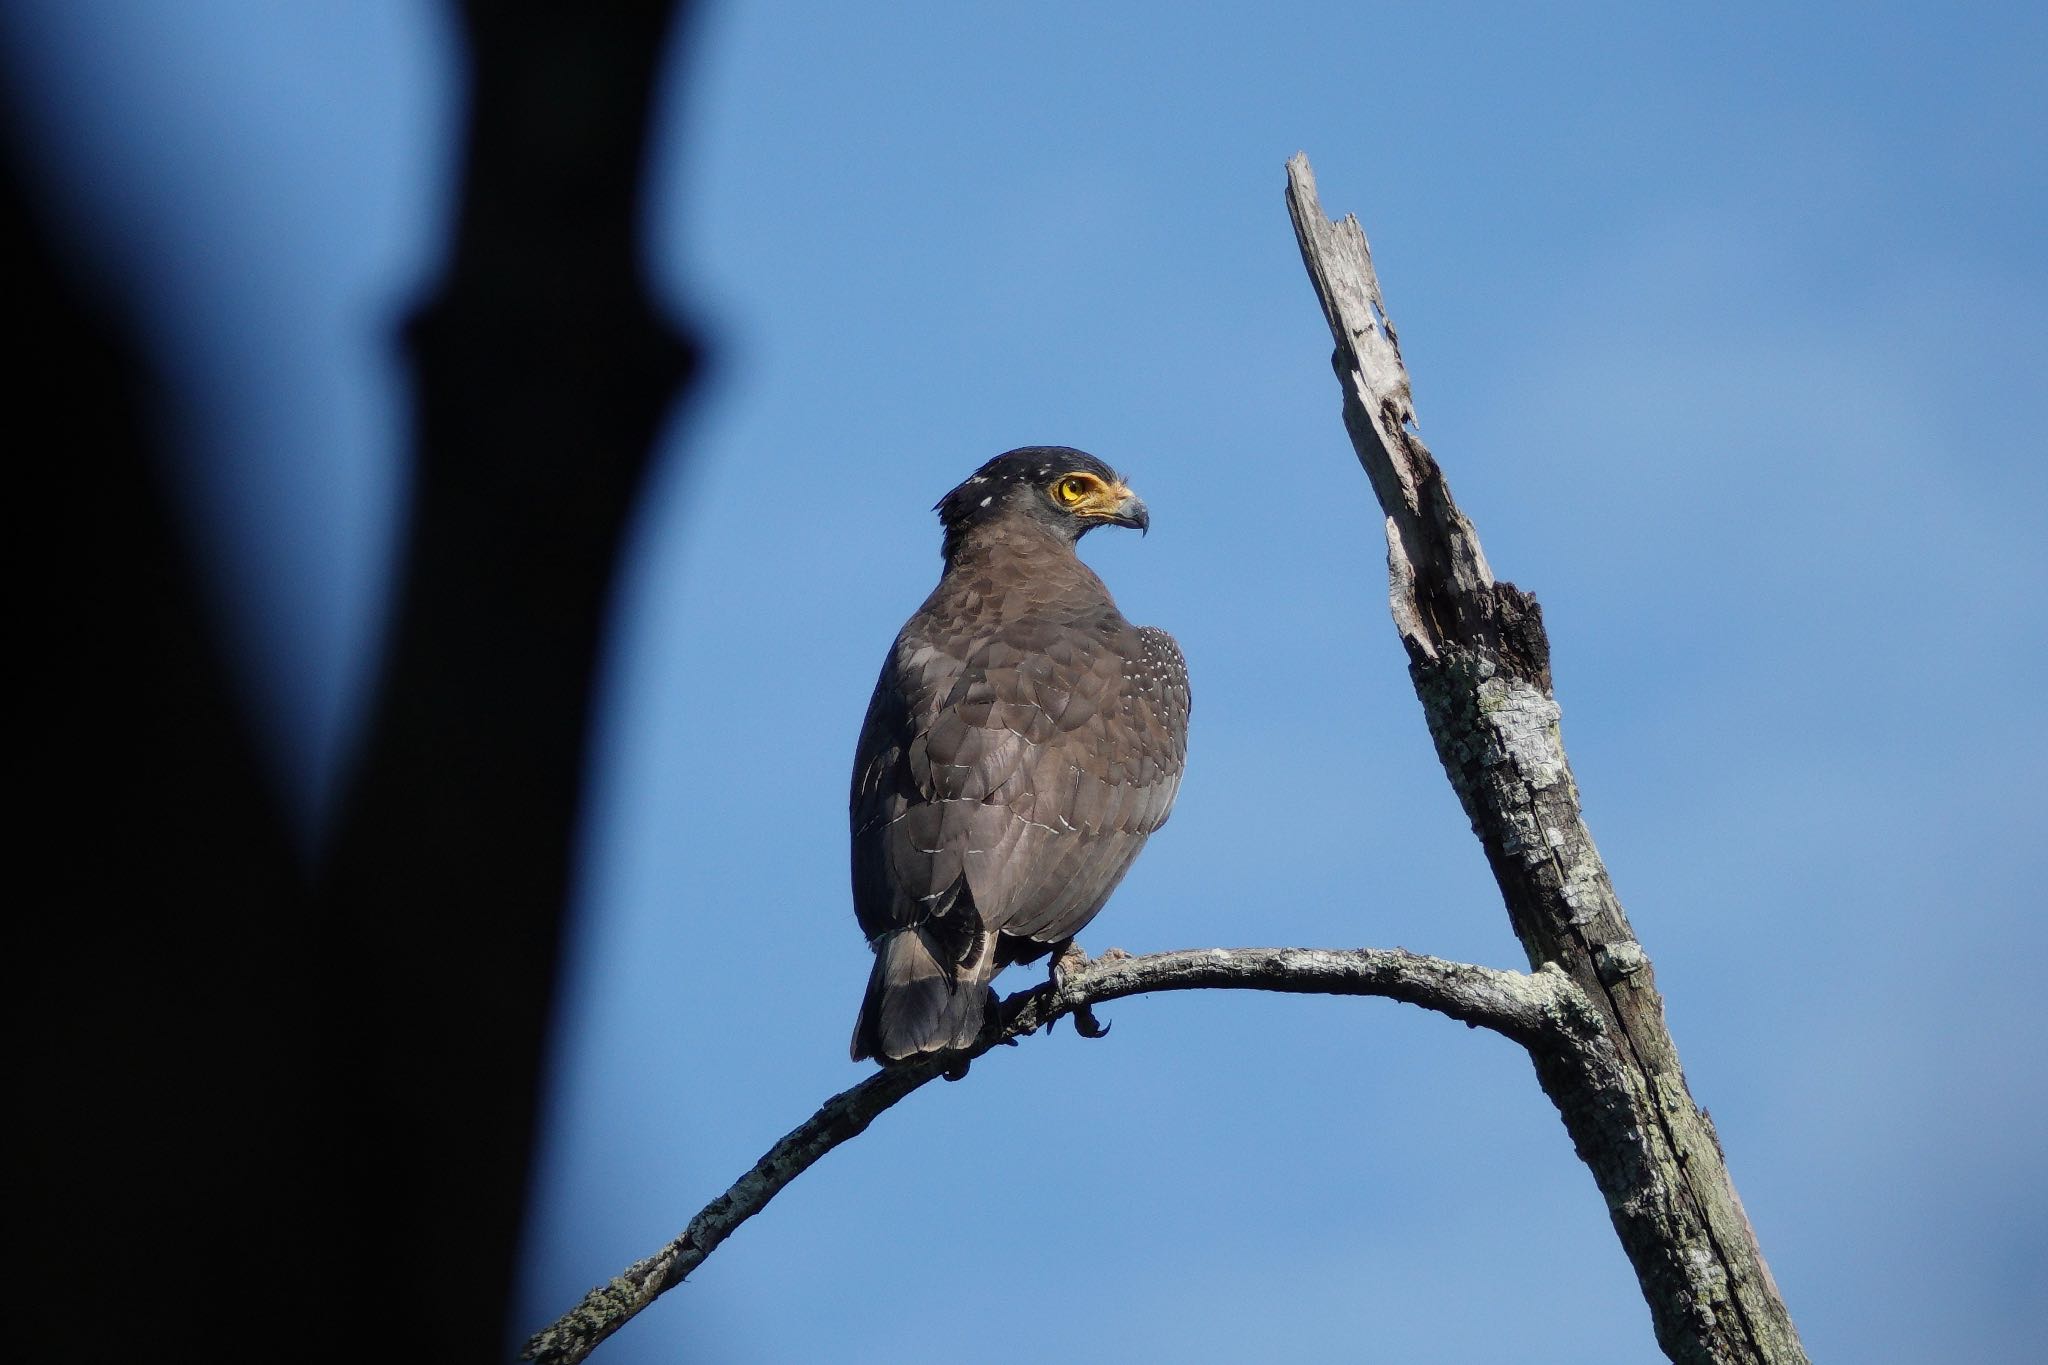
850;450;1189;1063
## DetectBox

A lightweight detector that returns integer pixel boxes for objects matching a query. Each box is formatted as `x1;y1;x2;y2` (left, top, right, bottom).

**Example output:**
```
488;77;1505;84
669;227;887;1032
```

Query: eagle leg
1046;940;1112;1040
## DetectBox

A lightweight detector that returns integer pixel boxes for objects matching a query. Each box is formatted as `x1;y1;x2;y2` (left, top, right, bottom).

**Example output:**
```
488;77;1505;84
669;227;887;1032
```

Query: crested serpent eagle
850;447;1190;1063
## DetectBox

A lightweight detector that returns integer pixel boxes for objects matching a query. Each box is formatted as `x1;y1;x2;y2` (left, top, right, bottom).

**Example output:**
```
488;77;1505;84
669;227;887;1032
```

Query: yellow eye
1054;475;1093;504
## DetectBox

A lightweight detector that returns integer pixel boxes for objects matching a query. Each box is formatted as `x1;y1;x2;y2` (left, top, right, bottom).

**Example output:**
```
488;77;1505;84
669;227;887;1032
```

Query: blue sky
7;2;2045;1360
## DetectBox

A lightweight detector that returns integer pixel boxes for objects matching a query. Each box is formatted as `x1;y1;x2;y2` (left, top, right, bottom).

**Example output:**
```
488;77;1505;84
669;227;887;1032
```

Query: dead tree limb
521;154;1809;1365
1284;151;1806;1365
521;946;1585;1365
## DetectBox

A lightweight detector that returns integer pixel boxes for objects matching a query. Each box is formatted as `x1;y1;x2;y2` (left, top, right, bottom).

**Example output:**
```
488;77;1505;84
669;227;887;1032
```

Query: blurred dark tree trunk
318;1;698;1354
16;2;698;1360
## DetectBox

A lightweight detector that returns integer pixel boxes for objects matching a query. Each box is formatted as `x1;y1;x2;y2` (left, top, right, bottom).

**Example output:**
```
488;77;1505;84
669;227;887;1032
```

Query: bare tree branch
524;154;1810;1365
520;945;1572;1365
1284;151;1806;1365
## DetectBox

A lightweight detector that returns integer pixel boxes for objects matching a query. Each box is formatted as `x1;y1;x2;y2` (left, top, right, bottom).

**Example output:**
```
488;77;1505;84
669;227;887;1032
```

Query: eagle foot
1071;1004;1111;1040
1038;940;1085;1035
941;1057;972;1081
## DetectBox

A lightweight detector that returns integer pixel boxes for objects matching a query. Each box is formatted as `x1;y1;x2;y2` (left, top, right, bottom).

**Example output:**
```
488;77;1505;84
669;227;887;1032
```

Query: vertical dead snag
1284;151;1805;1365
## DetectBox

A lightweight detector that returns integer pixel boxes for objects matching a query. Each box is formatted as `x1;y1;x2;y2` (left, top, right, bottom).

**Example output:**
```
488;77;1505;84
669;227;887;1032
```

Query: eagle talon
1072;1004;1111;1040
1043;941;1090;1037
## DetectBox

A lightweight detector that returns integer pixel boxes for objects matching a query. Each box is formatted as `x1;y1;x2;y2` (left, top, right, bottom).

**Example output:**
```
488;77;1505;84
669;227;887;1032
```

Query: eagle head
935;446;1148;556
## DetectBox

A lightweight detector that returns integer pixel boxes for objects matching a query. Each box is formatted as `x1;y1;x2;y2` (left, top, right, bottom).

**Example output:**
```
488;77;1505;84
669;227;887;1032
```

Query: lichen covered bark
1286;152;1804;1365
522;946;1571;1365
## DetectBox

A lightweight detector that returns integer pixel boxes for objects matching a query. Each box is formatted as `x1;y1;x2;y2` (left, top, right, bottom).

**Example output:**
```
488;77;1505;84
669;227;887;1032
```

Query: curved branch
519;945;1572;1364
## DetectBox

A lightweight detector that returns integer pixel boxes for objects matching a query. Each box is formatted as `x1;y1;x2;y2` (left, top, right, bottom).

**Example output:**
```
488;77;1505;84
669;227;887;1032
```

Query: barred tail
850;925;994;1063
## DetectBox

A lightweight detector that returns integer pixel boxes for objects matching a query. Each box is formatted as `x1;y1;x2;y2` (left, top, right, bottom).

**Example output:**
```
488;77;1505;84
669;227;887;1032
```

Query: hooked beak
1107;484;1149;535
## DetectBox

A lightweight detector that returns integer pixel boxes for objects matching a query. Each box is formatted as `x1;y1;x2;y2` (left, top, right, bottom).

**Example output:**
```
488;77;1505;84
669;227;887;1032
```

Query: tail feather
850;926;994;1063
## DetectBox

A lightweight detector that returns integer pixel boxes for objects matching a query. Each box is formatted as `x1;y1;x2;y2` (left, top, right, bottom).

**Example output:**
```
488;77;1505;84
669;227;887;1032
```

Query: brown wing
852;604;1188;963
981;620;1188;953
850;631;974;944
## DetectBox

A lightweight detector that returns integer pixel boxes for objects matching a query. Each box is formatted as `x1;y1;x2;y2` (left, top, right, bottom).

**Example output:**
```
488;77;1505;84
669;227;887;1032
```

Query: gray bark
1284;151;1806;1365
520;153;1809;1365
522;946;1588;1365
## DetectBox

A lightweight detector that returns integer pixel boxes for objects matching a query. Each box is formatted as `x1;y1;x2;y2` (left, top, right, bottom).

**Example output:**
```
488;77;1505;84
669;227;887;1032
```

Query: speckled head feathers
934;446;1146;556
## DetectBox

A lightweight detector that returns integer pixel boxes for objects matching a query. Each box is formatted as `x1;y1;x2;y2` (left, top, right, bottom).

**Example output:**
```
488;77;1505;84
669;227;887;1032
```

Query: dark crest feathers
934;445;1122;533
